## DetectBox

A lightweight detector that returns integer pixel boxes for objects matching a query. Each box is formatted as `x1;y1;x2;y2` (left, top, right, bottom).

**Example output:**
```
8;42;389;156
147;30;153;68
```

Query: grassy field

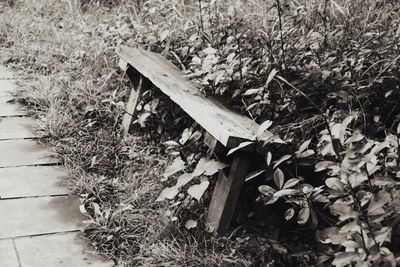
1;0;400;266
0;1;257;266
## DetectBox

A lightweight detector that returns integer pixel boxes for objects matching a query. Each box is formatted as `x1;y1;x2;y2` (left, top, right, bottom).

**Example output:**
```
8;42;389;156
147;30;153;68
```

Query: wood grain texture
122;76;143;135
116;45;259;148
0;117;37;140
206;155;251;234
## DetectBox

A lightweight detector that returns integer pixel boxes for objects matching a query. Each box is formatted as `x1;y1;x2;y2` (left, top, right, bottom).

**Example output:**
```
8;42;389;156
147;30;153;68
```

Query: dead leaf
162;157;185;181
188;180;210;200
185;219;198;229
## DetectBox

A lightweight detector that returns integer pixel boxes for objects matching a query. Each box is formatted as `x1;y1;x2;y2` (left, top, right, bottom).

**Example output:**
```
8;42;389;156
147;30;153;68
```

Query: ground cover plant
1;0;400;266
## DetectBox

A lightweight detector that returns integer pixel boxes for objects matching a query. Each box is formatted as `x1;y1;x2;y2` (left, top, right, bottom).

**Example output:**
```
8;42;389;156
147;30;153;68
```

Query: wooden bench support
117;46;259;234
122;68;151;135
206;154;251;234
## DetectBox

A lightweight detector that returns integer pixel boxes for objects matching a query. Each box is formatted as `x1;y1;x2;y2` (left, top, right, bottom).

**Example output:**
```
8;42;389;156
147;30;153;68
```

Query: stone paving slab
0;166;70;199
0;96;26;117
0;66;13;79
0;80;16;96
0;239;19;267
0;139;59;168
0;116;37;140
15;232;114;267
0;196;87;239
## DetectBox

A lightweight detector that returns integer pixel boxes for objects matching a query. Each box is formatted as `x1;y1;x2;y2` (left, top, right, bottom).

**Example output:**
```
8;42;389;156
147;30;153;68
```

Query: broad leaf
157;186;179;201
257;120;273;137
284;208;295;221
227;141;254;156
188;180;210;200
325;178;344;191
204;160;228;176
273;154;291;169
273;168;285;189
258;185;276;196
297;207;310;225
266;69;278;87
162;157;185;181
296;139;312;155
283;178;301;189
332;252;359;267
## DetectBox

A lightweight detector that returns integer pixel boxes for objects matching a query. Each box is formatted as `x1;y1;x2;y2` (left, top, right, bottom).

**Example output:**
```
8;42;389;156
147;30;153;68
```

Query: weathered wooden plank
0;139;59;168
0;80;17;97
15;232;114;267
0;117;37;140
0;239;19;267
122;75;144;135
116;45;259;148
0;196;86;239
0;96;26;117
0;66;13;79
0;166;69;199
206;155;251;234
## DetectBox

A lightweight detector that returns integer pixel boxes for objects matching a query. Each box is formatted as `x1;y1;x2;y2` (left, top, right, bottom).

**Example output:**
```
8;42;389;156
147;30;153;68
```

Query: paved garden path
0;66;114;267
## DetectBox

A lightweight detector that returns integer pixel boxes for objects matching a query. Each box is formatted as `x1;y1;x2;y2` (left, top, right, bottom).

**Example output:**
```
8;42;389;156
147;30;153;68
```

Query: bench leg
206;154;250;234
122;70;151;135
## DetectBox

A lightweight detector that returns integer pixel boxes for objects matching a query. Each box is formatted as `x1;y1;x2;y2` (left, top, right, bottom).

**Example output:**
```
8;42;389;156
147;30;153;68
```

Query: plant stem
275;0;286;71
198;0;204;34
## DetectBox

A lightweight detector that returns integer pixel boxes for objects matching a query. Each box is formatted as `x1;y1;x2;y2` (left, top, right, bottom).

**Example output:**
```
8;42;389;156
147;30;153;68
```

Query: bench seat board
117;45;259;148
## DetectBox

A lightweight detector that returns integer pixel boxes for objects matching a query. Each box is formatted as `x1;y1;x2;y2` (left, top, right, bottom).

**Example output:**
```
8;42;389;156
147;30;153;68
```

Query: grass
0;0;261;266
5;0;397;265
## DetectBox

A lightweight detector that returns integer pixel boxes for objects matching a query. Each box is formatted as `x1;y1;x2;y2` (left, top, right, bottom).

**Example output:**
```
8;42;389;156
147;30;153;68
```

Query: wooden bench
116;45;260;234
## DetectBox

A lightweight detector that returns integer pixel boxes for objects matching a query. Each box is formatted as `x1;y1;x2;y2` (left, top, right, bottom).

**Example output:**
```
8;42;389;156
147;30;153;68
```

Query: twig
198;0;204;34
275;0;286;71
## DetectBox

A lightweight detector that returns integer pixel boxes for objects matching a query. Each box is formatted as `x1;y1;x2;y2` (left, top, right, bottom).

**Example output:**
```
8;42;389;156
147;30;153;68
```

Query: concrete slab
0;196;87;239
0;96;26;117
15;232;114;267
0;80;17;97
0;139;59;168
0;239;19;267
0;66;13;79
0;116;37;140
0;166;70;199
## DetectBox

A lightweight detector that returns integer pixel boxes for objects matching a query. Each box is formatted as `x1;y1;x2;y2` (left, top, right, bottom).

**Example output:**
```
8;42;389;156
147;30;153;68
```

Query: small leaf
157;186;180;201
266;152;272;166
258;185;276;196
266;69;278;87
297;149;315;159
368;191;390;215
162;157;185;181
227;141;254;156
179;128;193;145
273;168;285;189
315;161;336;172
187;180;210;200
245;170;266;182
331;252;359;267
325;178;344;191
176;173;195;188
204;160;228;176
164;140;180;147
296;139;312;154
243;87;263;96
340;115;354;145
297;207;310;225
273;155;292;169
192;158;207;176
273;188;298;198
185;219;198;229
283;178;301;189
284;208;295;221
257;120;273;137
